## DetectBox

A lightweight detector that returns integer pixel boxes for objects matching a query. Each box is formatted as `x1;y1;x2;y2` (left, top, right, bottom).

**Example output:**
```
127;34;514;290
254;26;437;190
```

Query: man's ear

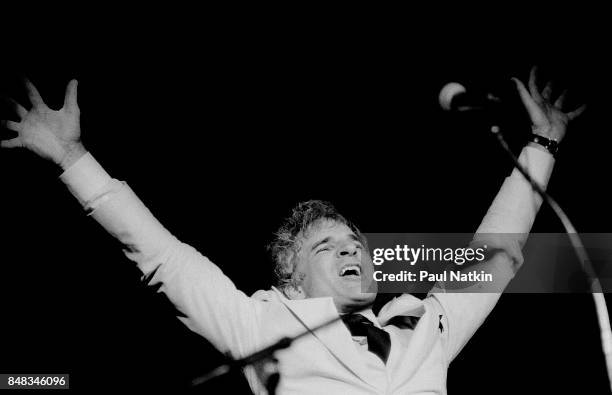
284;284;306;300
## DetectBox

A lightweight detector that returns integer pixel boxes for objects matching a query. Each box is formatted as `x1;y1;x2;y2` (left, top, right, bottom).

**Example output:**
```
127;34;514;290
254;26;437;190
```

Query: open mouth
339;264;362;278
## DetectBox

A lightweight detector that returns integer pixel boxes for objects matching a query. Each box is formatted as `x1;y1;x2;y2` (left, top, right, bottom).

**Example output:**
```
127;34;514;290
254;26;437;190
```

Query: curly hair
267;200;367;292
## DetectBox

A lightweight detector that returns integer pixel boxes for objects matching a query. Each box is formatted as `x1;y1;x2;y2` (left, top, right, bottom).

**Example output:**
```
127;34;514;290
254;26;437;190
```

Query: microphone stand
490;124;612;393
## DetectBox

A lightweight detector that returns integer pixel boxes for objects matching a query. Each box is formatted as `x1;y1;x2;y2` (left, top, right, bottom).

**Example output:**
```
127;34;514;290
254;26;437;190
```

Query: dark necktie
341;314;391;364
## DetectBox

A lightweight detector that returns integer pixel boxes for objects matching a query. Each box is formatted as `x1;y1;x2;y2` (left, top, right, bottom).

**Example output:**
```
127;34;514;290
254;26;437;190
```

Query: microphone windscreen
439;82;466;111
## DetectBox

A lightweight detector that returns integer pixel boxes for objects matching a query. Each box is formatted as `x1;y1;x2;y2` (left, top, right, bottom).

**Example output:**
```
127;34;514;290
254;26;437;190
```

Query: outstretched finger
528;66;543;104
567;104;587;120
1;96;27;118
541;81;553;101
554;90;567;109
24;78;46;108
0;137;23;148
63;79;79;111
1;119;21;132
512;77;541;121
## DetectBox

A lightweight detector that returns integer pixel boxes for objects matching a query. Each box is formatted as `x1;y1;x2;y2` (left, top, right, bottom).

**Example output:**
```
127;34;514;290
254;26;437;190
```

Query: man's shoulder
251;288;283;303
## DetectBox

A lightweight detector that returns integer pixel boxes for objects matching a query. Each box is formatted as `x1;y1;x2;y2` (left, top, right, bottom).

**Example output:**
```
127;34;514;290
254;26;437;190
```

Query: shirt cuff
59;152;113;206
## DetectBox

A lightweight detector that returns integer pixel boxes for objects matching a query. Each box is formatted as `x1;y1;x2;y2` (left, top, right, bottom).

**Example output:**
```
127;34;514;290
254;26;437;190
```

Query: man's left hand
512;66;586;143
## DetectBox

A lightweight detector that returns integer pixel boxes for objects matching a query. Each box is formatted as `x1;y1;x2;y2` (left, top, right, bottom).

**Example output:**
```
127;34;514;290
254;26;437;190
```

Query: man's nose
337;243;359;258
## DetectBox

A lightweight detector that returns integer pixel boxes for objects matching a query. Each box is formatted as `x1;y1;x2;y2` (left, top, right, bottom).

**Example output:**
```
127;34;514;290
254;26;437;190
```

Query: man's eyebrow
311;234;362;252
349;234;362;244
311;237;332;251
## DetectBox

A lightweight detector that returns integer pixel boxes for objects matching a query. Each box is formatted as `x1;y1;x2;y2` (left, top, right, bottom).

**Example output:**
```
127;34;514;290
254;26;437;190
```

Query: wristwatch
529;133;559;156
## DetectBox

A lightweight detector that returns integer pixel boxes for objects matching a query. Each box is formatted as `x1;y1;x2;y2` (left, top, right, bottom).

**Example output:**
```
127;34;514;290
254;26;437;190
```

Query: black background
1;8;611;394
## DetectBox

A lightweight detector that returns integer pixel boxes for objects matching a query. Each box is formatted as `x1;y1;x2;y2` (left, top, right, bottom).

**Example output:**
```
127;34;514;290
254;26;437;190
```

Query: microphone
439;82;501;111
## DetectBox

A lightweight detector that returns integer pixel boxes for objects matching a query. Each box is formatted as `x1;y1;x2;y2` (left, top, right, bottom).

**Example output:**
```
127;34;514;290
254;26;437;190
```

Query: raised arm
470;67;585;270
1;79;264;359
429;67;586;361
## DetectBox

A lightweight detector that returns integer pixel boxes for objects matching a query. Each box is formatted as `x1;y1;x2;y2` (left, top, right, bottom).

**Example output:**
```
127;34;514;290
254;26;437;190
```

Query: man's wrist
59;142;87;171
528;134;559;157
531;124;564;143
60;152;113;207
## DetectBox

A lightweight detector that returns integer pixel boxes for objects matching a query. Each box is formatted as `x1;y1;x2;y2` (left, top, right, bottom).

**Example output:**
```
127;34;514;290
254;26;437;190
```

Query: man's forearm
472;144;555;275
476;144;555;236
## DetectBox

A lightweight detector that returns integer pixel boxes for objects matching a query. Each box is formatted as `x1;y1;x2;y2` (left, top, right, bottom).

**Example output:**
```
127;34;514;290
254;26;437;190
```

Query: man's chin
335;291;377;313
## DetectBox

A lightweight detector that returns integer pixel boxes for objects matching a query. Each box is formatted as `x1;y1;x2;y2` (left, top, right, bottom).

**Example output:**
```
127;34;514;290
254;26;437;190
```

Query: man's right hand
1;79;86;170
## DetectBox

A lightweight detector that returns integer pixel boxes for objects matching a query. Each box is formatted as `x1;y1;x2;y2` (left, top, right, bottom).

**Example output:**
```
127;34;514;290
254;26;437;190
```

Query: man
0;68;584;394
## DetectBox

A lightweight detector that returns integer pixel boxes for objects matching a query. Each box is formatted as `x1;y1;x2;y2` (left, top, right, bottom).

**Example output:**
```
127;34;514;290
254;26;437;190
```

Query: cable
491;125;612;393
